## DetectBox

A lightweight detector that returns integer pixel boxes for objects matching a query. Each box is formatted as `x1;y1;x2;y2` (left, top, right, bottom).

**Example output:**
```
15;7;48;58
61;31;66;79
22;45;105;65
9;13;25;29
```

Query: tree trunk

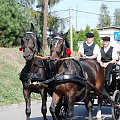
42;0;48;50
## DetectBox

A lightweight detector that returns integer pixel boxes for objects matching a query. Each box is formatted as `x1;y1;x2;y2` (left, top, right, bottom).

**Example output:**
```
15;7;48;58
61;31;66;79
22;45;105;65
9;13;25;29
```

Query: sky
50;0;120;32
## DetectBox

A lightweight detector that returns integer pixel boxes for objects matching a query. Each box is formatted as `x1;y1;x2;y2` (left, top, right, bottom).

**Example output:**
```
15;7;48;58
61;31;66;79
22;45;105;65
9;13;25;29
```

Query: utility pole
76;4;78;31
42;0;48;50
69;8;73;52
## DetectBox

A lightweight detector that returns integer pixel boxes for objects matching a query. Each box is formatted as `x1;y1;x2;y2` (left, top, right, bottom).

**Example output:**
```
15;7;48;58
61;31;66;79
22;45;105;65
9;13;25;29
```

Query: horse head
21;23;41;61
50;35;71;60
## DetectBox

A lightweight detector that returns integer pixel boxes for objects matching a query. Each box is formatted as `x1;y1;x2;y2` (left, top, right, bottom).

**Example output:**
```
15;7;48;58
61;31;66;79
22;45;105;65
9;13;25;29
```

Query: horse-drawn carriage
49;36;120;120
104;62;120;120
19;23;120;120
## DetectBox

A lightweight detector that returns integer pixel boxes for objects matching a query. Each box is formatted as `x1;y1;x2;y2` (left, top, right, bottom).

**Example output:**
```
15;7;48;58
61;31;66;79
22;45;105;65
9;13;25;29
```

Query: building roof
96;26;120;30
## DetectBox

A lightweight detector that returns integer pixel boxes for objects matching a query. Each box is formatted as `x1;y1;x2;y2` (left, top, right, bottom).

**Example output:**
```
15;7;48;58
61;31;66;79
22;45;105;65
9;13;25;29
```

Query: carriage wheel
112;90;120;120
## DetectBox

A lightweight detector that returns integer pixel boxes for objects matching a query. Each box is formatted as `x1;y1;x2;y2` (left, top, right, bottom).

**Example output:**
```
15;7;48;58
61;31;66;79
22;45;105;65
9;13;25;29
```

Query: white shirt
97;45;118;61
78;42;100;56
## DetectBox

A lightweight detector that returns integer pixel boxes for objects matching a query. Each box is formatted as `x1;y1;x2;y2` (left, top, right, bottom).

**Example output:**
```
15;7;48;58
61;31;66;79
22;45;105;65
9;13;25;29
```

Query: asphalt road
0;97;113;120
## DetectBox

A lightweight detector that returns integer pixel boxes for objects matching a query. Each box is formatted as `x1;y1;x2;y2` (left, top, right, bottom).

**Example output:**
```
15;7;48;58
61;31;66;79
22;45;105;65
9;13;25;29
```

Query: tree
48;15;60;34
84;25;91;40
113;8;120;27
42;0;48;50
93;29;102;47
0;0;30;47
72;27;78;51
97;3;111;27
0;0;62;47
84;25;91;37
18;0;35;7
36;0;63;49
77;29;86;42
67;27;78;51
37;0;62;7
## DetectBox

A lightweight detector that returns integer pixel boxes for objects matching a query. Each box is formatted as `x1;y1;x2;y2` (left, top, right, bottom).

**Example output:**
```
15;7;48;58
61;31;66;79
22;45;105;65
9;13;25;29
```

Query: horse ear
22;28;26;33
30;23;34;32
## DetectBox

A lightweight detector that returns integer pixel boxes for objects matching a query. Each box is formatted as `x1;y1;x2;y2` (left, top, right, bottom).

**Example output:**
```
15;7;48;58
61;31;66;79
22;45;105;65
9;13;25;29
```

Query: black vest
100;46;113;62
83;43;95;56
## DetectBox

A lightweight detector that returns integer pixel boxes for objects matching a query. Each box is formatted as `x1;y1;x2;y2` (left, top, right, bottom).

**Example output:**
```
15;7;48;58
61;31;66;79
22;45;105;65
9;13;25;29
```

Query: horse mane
62;34;70;48
36;36;43;54
64;38;70;48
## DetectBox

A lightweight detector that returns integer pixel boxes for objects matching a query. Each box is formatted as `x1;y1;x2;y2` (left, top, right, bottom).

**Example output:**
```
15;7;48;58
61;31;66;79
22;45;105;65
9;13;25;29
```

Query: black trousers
105;63;115;81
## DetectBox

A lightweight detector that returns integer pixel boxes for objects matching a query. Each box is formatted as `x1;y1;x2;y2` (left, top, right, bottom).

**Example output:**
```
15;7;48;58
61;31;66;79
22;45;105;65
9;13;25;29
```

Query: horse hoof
96;110;102;119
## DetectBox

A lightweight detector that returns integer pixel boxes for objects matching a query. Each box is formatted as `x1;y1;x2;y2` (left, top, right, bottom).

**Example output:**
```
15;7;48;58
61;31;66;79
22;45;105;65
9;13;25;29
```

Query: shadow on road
30;116;52;120
30;105;113;120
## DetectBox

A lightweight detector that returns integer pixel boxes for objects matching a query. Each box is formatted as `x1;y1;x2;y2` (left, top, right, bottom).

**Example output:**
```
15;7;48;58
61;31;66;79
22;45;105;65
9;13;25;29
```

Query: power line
50;9;69;18
51;9;115;18
57;11;68;16
72;9;115;18
50;9;69;14
87;0;120;2
50;8;117;31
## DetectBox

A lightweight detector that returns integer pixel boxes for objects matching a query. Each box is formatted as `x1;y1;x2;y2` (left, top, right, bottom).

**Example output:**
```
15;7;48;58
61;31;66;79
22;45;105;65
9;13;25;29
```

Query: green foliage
97;3;111;27
0;0;27;47
0;0;41;47
48;15;60;33
67;27;78;51
0;0;63;47
93;29;102;47
84;25;91;36
19;0;35;7
113;8;120;27
48;0;62;7
37;0;62;8
77;29;86;42
72;27;78;51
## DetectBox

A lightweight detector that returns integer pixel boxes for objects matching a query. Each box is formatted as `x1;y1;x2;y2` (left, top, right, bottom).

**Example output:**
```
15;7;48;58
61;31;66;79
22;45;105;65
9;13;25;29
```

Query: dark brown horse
19;23;50;120
49;36;108;120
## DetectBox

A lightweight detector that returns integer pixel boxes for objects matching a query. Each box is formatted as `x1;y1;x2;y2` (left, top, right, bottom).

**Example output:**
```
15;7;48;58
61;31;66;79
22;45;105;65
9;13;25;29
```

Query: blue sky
51;0;120;31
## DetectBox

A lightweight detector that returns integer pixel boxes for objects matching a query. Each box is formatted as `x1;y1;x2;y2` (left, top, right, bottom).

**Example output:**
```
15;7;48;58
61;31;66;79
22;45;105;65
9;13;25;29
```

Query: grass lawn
0;47;25;106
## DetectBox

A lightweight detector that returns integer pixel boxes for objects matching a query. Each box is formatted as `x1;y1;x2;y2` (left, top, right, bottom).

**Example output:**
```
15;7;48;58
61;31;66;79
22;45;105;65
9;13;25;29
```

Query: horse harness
28;59;46;82
20;57;50;84
42;58;87;85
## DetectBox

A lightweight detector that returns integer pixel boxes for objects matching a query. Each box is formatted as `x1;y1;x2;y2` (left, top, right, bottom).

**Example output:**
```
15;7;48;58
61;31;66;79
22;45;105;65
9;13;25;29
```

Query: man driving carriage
78;32;100;59
97;36;118;86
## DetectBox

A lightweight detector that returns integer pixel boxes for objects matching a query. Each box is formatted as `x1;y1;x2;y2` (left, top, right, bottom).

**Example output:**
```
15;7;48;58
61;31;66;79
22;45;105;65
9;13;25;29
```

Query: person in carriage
78;32;100;59
97;36;118;86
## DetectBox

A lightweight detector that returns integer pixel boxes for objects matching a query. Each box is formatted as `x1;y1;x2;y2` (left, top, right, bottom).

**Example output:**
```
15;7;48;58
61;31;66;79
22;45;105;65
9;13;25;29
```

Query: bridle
24;31;37;52
22;31;38;60
50;39;66;59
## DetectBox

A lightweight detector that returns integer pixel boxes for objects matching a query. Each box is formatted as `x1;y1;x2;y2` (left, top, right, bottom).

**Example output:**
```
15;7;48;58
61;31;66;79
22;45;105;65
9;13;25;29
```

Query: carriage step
75;102;84;105
75;99;99;106
90;91;95;94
